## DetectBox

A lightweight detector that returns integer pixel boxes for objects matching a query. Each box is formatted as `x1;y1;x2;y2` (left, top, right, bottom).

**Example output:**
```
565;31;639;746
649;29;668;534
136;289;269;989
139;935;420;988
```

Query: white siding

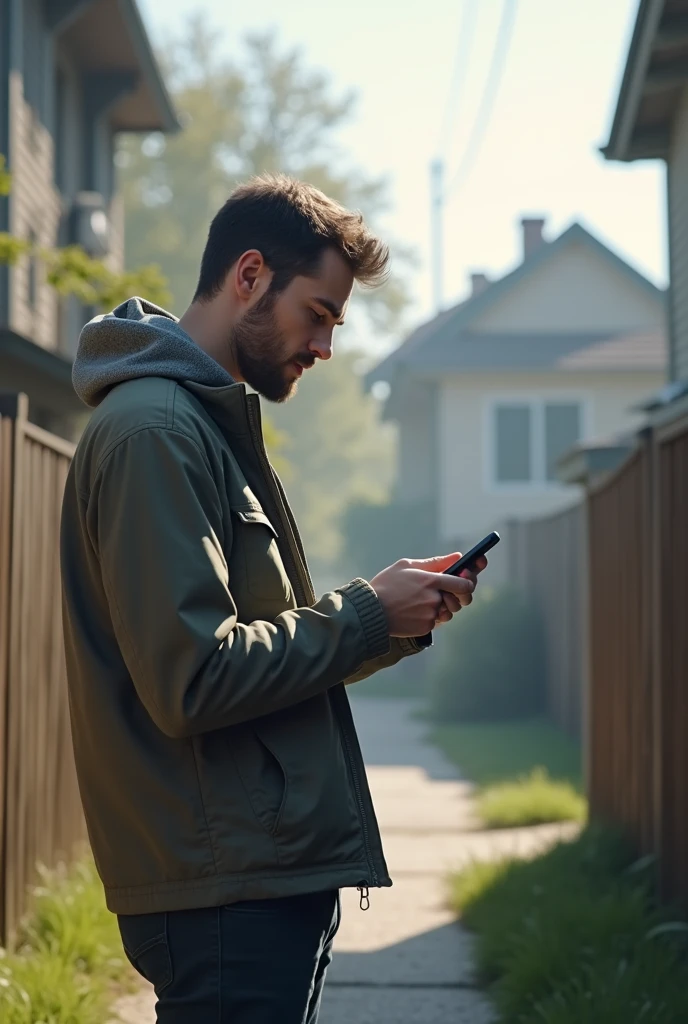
669;86;688;383
437;370;663;554
471;240;663;334
7;71;61;350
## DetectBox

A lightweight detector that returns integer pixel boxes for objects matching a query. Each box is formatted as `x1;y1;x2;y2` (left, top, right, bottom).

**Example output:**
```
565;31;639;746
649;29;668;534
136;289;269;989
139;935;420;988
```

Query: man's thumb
406;552;461;573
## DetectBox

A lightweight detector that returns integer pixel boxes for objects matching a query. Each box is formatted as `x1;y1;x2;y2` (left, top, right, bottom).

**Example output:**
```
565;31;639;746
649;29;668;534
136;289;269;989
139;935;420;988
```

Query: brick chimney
470;272;491;298
521;217;546;261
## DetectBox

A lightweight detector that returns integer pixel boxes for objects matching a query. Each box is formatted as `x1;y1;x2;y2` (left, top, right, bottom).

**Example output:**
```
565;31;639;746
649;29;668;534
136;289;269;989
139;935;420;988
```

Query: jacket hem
107;861;393;915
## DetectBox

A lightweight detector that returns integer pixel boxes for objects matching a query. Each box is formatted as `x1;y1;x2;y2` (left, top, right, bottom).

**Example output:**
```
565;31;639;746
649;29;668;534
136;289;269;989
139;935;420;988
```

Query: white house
368;217;667;581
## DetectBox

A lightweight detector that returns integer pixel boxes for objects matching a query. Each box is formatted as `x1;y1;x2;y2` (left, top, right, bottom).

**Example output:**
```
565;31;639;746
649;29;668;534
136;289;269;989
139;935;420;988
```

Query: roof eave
117;0;180;133
604;0;670;162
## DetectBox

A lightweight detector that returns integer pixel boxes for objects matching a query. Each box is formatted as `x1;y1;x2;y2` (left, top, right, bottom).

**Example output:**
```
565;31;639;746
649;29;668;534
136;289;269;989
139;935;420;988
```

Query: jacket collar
183;380;263;441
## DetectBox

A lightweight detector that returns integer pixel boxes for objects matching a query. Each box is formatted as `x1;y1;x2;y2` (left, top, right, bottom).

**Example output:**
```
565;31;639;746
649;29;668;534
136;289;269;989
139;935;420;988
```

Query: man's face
231;247;354;403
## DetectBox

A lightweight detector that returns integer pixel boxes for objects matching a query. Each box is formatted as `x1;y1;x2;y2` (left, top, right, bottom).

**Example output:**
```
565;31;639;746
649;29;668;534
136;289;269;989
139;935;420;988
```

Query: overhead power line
444;0;518;200
436;0;480;161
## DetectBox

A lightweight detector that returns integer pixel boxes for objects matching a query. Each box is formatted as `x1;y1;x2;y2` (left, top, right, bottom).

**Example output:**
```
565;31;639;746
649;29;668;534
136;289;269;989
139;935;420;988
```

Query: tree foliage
269;351;395;575
0;154;170;310
117;20;411;331
117;22;404;579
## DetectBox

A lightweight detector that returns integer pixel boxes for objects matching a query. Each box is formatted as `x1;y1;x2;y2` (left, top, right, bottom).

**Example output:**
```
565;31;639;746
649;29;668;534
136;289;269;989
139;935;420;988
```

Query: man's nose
308;334;333;361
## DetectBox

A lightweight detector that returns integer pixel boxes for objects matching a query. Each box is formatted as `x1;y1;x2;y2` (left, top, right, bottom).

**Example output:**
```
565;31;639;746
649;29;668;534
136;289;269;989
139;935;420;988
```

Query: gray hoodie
72;296;233;408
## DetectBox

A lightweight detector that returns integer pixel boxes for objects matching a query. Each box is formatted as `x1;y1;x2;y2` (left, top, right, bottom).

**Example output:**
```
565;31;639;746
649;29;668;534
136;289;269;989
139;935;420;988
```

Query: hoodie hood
72;296;234;408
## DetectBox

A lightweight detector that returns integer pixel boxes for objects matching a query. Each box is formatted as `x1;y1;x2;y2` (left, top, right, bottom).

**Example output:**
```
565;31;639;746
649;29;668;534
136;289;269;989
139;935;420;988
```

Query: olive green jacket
61;298;429;914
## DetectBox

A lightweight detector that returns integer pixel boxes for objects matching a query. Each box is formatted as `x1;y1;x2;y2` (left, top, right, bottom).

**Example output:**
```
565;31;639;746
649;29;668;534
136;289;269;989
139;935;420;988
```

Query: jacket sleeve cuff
339;578;391;661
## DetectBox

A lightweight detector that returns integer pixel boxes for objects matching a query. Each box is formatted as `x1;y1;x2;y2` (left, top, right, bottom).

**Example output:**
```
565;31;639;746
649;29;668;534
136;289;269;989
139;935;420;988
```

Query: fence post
0;393;29;946
645;424;664;895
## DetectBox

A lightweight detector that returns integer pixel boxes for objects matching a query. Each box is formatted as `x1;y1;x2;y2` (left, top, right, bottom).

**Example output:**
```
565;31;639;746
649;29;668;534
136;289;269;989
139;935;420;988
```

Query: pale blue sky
138;0;665;348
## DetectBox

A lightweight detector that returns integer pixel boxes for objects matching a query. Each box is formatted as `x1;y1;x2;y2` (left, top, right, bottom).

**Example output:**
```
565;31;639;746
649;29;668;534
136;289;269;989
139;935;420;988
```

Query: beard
231;290;311;403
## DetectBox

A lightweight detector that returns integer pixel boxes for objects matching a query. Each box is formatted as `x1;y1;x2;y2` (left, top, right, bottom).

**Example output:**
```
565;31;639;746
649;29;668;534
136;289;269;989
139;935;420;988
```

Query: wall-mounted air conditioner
68;192;110;258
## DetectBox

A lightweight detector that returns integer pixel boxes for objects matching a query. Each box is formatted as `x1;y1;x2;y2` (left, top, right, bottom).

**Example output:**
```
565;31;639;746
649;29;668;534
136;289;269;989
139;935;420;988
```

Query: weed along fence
0;393;85;947
504;503;586;738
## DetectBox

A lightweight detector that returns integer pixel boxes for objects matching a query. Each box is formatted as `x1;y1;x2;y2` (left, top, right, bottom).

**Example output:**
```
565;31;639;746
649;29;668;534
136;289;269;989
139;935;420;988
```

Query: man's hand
370;552;487;637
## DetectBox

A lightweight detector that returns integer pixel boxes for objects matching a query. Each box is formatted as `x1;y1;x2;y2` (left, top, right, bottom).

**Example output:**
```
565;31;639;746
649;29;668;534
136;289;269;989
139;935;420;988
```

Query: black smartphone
443;531;501;576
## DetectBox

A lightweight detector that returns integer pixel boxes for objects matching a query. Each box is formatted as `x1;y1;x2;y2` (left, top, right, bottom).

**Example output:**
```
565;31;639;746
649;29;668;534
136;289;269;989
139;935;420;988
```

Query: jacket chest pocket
230;507;293;606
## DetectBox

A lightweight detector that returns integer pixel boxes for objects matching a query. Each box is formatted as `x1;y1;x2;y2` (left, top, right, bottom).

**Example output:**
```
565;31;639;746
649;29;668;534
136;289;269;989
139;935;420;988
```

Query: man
60;176;484;1023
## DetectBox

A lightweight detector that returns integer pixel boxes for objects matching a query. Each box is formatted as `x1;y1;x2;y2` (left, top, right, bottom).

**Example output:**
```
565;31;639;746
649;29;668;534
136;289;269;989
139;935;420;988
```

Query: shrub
430;587;546;722
340;498;438;579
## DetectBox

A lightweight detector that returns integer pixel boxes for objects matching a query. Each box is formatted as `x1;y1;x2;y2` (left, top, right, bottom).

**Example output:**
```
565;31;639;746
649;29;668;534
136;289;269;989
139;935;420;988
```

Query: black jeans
117;890;341;1024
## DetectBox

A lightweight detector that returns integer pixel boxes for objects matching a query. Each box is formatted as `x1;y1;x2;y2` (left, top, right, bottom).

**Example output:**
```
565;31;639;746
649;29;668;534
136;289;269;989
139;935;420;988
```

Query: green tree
269;350;395;578
118;21;404;579
0;155;170;309
117;19;411;330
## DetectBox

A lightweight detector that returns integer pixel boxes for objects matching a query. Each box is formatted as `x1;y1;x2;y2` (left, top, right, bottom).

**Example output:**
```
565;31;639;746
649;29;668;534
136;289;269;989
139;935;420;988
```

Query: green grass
451;826;688;1023
0;858;135;1023
430;717;583;790
478;768;587;828
430;717;586;828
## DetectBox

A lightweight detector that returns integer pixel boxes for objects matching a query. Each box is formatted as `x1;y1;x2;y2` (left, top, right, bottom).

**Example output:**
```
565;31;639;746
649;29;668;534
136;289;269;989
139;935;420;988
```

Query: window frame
484;392;592;492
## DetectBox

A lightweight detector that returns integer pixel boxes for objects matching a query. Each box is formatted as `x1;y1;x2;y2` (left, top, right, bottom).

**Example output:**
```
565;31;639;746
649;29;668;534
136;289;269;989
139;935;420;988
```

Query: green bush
0;858;134;1023
339;498;438;579
451;826;688;1023
430;587;546;722
430;718;582;789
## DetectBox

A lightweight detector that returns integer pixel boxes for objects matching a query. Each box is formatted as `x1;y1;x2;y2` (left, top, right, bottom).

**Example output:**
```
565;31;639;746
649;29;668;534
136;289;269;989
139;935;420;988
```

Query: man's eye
310;309;325;324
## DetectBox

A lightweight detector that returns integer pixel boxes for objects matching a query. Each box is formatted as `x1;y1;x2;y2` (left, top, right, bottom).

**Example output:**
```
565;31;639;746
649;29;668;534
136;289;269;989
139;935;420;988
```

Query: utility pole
430;158;444;315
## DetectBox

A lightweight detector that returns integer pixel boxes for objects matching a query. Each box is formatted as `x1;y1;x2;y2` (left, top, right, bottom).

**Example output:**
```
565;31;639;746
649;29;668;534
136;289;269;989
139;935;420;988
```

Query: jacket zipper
332;684;379;890
244;393;379;895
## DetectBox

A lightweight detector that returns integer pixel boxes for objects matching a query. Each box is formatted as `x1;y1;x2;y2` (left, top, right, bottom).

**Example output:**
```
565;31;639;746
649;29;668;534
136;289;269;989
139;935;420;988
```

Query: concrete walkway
112;698;575;1024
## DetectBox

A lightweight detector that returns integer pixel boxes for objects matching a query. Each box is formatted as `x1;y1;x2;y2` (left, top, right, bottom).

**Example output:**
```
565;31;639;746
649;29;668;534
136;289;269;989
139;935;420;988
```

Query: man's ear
233;250;270;301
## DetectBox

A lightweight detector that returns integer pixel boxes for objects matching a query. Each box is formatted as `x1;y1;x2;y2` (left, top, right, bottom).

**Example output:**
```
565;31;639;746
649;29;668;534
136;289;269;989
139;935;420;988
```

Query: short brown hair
194;174;389;301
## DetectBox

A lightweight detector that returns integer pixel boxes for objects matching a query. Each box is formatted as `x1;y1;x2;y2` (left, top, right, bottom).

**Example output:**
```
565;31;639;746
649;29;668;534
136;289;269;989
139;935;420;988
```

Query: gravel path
110;697;575;1023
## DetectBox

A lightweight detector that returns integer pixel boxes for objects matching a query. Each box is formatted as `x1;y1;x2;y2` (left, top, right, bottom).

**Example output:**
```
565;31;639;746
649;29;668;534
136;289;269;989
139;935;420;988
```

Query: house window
492;398;583;486
495;404;532;482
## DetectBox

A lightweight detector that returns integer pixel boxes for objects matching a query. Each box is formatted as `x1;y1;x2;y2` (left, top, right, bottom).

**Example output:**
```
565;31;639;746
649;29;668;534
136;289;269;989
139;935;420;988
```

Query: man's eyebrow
314;297;345;325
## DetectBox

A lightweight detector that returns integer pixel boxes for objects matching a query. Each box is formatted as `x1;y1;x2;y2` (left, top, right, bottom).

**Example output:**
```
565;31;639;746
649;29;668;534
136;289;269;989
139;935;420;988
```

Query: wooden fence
587;439;654;856
504;502;586;737
0;393;85;947
588;413;688;907
508;405;688;908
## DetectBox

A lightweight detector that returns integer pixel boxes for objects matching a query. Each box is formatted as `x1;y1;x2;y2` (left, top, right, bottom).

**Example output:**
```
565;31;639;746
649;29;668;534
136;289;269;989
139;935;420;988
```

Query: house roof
391;329;666;376
367;222;664;386
0;327;84;420
55;0;179;133
604;0;688;161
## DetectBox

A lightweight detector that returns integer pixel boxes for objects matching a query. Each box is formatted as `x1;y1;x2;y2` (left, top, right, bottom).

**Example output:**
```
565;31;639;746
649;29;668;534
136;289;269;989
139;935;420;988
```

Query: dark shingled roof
367;222;666;386
401;329;666;374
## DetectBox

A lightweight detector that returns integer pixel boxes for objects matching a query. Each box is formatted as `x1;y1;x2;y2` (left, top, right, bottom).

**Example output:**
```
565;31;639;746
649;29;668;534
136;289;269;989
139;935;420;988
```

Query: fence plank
505;503;584;737
587;442;654;856
0;412;15;940
657;430;688;905
0;395;85;947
